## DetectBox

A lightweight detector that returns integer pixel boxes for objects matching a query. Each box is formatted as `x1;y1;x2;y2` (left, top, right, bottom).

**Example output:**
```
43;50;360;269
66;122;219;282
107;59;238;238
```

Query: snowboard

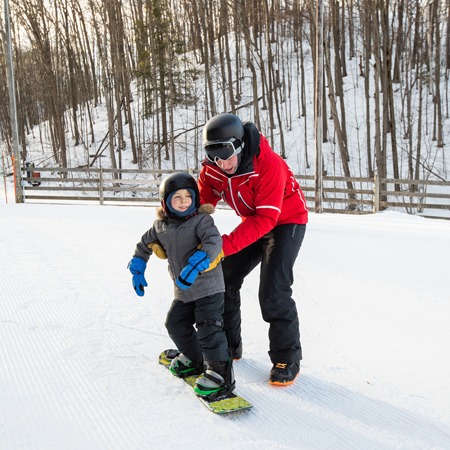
159;349;253;414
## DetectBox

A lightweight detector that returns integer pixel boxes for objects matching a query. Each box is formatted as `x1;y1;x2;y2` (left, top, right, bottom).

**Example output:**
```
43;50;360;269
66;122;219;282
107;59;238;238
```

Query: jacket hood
234;122;261;176
156;203;215;220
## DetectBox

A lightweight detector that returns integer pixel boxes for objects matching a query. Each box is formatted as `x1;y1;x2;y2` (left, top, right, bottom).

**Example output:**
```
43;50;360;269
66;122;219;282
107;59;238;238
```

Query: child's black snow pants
165;292;229;363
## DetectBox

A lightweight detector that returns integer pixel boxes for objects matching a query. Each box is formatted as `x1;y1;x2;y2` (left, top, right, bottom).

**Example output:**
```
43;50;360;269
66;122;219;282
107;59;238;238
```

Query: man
198;113;308;385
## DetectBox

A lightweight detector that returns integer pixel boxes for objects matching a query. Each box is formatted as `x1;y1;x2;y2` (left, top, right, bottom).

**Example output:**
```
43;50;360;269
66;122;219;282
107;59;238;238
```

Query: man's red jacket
198;133;308;256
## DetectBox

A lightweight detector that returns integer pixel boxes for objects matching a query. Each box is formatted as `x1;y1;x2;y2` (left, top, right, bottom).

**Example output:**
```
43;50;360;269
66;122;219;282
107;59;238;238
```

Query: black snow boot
231;342;243;361
269;361;300;386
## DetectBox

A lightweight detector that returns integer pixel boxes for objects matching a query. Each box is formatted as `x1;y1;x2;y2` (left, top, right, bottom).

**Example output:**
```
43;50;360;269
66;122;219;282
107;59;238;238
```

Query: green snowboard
159;349;253;414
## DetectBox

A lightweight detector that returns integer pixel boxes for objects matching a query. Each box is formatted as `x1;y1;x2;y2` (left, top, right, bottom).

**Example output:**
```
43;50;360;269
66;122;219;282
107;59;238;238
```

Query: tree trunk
99;0;117;172
115;0;138;163
415;46;424;180
217;32;227;111
371;3;386;184
199;0;216;118
222;0;235;114
263;0;276;149
167;30;175;169
324;38;355;203
412;0;421;68
64;0;80;146
379;1;389;183
447;0;450;72
147;2;161;168
299;23;306;118
341;0;347;77
365;2;374;177
435;0;444;147
76;1;98;107
392;0;404;83
234;0;242;102
239;12;260;128
332;0;348;148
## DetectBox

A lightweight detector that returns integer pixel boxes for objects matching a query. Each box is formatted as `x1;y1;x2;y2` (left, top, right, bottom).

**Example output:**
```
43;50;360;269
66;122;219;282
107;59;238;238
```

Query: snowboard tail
159;349;253;414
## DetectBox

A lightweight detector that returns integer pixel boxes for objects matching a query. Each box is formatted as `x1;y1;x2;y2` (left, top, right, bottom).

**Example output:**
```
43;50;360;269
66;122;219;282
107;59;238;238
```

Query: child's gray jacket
133;204;225;302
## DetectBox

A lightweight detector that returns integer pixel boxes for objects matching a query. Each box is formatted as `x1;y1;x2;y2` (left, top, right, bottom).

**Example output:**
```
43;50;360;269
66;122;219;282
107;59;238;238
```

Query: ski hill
1;202;449;449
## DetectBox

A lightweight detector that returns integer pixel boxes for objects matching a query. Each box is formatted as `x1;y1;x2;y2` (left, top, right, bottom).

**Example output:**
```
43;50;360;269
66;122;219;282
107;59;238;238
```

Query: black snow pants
165;292;229;363
222;223;306;364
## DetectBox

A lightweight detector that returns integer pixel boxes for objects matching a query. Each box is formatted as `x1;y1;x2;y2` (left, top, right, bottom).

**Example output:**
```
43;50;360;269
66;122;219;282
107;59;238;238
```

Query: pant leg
259;223;306;364
221;240;263;350
165;300;203;363
194;293;229;362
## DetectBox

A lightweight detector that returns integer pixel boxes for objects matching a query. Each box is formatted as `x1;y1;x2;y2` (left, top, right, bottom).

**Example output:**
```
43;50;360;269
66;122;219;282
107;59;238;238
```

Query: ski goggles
205;138;244;163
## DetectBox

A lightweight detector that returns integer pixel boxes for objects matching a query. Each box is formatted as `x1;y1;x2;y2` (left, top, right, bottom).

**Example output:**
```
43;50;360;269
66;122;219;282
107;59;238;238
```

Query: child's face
171;189;192;212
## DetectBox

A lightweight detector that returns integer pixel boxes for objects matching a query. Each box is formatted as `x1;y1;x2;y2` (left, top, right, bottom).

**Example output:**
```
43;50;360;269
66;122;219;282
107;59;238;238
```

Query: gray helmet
203;113;245;147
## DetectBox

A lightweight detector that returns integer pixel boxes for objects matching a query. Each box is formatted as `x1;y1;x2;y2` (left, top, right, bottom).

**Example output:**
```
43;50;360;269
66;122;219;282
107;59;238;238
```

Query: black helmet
159;172;200;209
203;113;245;146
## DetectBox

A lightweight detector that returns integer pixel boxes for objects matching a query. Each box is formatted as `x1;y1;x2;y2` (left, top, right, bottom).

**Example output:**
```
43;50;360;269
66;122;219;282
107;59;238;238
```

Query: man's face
216;155;238;175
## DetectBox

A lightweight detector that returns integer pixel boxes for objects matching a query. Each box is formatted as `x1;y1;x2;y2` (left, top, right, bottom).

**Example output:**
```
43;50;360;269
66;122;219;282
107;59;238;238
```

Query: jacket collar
156;204;215;222
235;122;260;175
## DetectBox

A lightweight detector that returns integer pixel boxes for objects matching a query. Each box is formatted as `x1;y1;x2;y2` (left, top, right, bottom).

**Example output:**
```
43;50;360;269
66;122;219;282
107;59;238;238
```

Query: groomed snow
1;203;449;449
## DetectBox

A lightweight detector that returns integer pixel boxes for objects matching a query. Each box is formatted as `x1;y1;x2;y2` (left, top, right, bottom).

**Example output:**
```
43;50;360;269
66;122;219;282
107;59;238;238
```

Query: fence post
99;168;103;205
373;174;380;213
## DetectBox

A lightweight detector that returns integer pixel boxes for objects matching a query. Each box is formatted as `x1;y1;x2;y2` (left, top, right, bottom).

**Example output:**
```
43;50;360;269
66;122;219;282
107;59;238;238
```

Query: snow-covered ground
1;202;449;449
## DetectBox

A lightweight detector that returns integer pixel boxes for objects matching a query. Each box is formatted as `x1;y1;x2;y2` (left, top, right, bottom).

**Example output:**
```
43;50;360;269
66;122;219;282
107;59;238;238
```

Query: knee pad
196;319;224;329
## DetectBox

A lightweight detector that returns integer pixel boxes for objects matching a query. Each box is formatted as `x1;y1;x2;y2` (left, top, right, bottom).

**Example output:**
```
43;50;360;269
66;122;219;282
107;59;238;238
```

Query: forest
0;0;449;183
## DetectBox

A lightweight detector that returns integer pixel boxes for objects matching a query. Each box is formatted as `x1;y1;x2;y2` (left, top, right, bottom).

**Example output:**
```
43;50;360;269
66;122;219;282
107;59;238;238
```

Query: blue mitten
176;251;210;290
188;251;210;272
128;257;148;297
176;263;200;290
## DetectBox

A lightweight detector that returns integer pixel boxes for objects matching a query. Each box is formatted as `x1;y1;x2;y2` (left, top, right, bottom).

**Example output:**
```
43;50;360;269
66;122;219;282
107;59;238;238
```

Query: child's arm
129;225;159;296
133;225;160;262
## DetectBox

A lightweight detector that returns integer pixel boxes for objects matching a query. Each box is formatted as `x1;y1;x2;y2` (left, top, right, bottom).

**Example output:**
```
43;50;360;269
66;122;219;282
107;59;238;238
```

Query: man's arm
221;162;286;256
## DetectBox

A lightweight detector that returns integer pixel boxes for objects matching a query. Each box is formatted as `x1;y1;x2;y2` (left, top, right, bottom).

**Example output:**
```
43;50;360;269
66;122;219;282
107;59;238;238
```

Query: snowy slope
1;203;450;449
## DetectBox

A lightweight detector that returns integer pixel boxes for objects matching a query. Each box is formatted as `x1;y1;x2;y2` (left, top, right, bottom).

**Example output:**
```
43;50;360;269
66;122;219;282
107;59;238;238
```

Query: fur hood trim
156;203;214;220
198;203;215;215
156;207;165;220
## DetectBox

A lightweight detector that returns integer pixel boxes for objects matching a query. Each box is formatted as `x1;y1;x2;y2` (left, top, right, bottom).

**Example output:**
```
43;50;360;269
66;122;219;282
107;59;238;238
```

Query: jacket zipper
206;165;256;216
228;179;241;216
237;191;255;211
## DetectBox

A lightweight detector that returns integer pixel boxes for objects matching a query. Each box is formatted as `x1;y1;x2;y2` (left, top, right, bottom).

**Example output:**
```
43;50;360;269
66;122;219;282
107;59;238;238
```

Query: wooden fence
21;167;450;219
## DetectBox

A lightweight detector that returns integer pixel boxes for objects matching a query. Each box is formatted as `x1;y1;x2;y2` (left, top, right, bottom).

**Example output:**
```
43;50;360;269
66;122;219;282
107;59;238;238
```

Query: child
128;172;234;400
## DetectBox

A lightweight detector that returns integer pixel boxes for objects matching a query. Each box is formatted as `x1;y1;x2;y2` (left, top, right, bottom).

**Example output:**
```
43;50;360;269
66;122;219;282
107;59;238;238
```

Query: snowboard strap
203;370;236;401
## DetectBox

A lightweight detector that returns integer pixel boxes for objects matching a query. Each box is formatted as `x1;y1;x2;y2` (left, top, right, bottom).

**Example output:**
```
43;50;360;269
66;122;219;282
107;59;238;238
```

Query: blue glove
176;251;210;290
128;257;148;297
188;251;210;271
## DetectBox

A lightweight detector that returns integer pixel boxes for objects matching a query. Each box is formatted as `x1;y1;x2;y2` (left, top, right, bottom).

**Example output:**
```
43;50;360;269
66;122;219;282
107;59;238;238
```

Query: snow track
1;204;450;449
231;359;450;450
0;235;142;449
